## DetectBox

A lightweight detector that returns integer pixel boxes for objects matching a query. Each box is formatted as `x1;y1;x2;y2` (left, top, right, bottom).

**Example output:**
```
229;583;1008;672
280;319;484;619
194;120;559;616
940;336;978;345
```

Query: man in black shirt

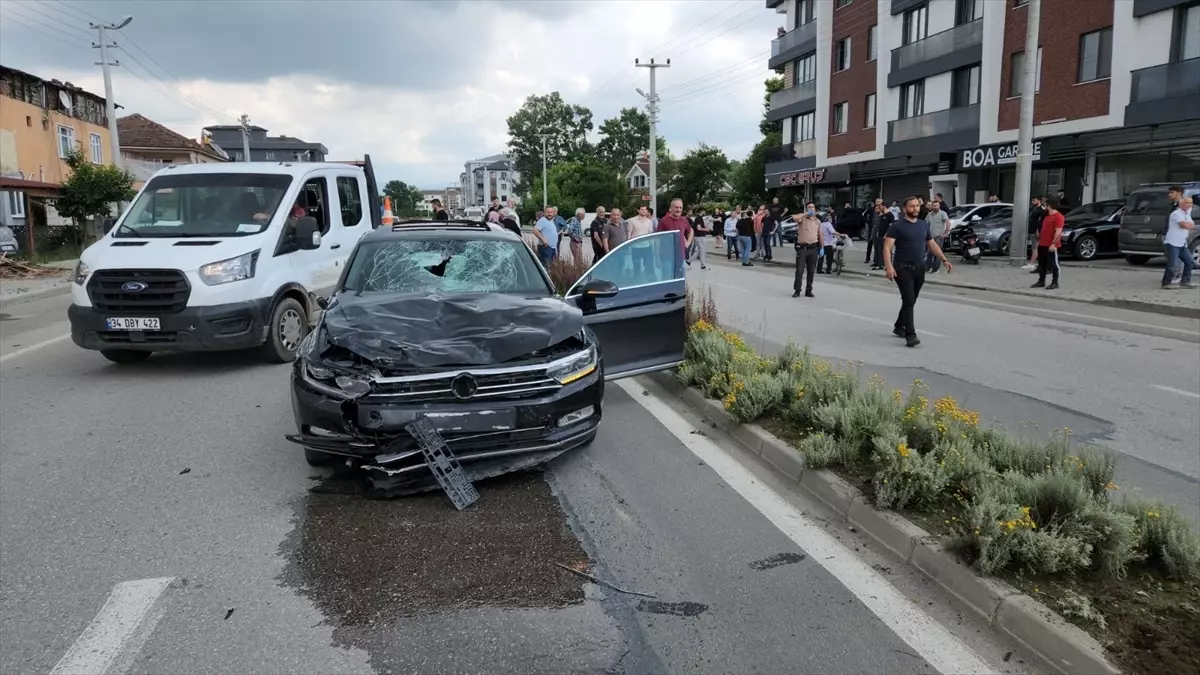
431;198;450;220
884;196;952;348
867;200;893;269
735;207;756;266
767;197;788;247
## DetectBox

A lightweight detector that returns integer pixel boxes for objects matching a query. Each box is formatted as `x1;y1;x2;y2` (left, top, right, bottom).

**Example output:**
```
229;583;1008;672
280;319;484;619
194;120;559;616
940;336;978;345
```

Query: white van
67;156;383;364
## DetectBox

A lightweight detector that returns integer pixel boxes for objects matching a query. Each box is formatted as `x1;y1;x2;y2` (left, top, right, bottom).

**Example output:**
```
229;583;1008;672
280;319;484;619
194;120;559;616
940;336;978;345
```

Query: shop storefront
767;164;850;202
1092;147;1200;201
956;140;1087;206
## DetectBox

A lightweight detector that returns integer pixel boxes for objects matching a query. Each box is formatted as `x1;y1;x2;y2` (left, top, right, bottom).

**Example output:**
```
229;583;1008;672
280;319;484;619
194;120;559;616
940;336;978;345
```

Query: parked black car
1058;199;1125;261
285;219;686;494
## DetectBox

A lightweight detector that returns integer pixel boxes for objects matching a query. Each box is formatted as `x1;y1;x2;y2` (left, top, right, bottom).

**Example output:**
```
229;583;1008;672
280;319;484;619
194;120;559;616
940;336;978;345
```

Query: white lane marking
0;333;71;364
50;577;174;675
823;308;948;338
1151;384;1200;400
702;280;752;293
617;379;996;675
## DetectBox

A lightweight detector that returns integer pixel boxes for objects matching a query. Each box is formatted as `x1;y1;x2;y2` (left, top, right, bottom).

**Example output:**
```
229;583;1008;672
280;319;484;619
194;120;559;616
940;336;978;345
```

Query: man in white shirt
1163;195;1196;289
724;210;741;260
626;206;656;277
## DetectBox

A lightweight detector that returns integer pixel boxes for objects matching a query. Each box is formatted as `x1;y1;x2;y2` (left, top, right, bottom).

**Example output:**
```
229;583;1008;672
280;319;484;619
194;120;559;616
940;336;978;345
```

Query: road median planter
644;304;1200;675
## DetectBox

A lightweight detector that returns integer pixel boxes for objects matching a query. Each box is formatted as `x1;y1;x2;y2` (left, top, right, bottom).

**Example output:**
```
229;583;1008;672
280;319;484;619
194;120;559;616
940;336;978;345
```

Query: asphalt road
0;293;1025;674
694;244;1200;525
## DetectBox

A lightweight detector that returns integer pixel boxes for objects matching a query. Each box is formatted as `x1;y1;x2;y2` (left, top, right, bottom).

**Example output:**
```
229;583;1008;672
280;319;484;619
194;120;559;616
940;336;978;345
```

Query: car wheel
1073;235;1099;261
1124;255;1152;266
100;349;151;364
1190;239;1200;266
998;233;1011;256
304;447;335;466
259;297;308;363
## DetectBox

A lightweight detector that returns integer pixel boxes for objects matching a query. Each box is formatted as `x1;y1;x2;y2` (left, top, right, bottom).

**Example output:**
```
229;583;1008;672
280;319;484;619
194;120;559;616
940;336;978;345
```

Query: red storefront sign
779;169;825;186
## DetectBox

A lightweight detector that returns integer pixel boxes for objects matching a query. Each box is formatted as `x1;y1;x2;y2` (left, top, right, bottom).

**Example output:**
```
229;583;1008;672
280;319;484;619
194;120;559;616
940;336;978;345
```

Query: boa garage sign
959;141;1042;169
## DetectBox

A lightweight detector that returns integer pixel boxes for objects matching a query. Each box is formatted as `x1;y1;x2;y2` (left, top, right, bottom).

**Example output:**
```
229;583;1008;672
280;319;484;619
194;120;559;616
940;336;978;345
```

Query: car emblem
450;373;479;400
121;281;148;293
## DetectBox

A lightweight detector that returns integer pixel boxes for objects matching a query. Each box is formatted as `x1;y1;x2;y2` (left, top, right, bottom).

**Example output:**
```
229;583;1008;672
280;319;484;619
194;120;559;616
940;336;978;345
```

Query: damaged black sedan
286;220;686;494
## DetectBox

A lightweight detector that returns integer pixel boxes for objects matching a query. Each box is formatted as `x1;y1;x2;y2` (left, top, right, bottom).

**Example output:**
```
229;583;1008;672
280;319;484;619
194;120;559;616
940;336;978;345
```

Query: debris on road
178;467;191;475
223;608;234;620
0;257;63;280
553;562;657;598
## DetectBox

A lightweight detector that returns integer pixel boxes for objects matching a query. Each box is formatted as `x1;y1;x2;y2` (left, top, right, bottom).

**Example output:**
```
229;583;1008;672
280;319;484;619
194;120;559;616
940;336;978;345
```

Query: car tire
100;349;151;364
304;447;335;466
1124;255;1152;266
259;297;308;363
1073;234;1099;261
998;233;1011;256
1190;239;1200;266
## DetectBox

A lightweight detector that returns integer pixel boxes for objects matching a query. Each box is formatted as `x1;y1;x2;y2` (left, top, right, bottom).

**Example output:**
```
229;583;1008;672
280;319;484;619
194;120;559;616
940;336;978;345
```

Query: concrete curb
646;369;1121;675
710;254;1200;320
0;281;72;307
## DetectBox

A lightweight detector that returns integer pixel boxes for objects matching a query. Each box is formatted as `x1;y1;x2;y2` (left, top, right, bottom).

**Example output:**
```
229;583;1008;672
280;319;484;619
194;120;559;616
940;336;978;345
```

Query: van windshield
116;173;293;238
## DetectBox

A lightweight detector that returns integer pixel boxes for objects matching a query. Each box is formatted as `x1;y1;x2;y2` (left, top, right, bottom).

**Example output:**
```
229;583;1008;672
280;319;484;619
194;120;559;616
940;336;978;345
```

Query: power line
0;10;91;55
2;2;90;43
20;0;93;36
659;52;770;96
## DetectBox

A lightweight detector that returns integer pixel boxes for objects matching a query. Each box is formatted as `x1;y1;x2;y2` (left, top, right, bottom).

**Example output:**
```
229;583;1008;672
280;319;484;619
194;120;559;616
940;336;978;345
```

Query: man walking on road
792;202;821;298
925;200;950;273
656;198;693;273
1032;196;1064;290
884;196;953;347
1163;195;1196;289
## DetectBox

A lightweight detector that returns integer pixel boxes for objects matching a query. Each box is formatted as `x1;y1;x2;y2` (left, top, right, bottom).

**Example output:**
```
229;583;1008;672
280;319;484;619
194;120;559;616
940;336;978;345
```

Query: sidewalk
704;240;1200;318
0;259;76;307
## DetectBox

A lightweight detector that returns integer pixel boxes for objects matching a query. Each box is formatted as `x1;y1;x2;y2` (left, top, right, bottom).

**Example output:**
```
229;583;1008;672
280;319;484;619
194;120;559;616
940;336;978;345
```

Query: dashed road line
50;577;174;675
0;334;71;364
1151;384;1200;400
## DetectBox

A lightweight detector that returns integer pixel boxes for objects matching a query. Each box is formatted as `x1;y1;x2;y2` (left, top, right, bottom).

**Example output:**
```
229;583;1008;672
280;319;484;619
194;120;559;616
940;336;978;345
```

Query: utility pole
1009;0;1041;266
636;58;669;212
538;133;551;209
91;16;132;170
238;114;253;161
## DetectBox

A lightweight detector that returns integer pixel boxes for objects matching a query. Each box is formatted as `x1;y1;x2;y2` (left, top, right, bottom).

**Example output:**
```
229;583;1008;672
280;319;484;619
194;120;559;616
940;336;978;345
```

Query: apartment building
202;125;327;163
459;154;520;208
763;0;1199;208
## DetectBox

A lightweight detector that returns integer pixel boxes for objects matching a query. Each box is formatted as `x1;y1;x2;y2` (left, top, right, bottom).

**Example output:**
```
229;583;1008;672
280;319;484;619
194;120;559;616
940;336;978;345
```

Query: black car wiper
114;222;145;238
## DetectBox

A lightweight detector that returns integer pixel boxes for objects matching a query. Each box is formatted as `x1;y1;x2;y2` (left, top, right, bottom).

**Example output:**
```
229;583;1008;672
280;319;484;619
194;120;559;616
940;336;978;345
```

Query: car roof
361;219;523;243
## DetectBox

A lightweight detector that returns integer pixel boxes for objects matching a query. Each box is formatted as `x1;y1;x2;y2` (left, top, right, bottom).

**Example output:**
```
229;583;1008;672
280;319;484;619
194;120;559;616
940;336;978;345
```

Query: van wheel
305;447;335;466
259;297;307;363
100;349;152;364
1124;255;1152;266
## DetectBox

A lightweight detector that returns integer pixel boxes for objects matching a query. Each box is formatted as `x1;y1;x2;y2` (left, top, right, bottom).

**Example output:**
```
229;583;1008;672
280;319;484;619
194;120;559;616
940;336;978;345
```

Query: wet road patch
281;470;591;627
749;552;807;570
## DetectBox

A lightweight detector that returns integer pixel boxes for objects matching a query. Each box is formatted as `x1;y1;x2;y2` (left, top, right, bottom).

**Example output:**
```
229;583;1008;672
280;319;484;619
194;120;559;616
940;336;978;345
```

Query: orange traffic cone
382;196;394;226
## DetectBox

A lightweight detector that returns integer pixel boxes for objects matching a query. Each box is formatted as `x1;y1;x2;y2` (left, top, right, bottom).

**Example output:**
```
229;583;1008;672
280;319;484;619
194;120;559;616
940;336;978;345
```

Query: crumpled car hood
317;292;584;369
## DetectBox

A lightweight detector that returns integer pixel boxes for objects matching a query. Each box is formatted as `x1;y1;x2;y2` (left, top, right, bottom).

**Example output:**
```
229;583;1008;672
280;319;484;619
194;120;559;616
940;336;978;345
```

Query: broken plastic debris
223;608;234;620
178;467;191;475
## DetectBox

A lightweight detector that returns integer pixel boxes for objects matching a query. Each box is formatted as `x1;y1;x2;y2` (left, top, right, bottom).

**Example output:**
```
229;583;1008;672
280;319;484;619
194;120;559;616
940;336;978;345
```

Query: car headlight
300;359;372;399
546;345;598;385
73;261;90;285
199;251;259;286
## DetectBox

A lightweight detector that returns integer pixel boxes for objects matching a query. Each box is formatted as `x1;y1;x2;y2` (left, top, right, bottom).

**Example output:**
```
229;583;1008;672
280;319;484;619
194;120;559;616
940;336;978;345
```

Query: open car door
565;231;686;380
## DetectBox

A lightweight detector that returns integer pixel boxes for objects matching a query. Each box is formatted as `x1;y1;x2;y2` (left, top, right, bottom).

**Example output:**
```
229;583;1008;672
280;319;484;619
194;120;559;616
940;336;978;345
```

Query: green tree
506;92;594;194
731;132;780;207
669;144;730;207
595;107;670;172
527;160;627;214
759;76;785;137
55;150;136;227
381;180;423;215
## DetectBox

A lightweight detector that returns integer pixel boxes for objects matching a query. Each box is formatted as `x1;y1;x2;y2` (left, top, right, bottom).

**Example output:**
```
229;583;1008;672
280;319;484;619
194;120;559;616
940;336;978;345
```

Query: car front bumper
68;298;271;352
287;366;605;493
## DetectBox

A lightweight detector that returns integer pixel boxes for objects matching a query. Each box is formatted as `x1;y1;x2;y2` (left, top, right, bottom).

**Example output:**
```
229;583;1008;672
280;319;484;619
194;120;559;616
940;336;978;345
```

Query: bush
546;256;591;294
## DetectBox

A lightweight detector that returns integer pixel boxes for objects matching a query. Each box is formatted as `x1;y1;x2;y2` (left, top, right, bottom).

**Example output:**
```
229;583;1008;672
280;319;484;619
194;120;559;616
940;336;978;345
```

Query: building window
796;112;816;140
89;133;102;163
833;102;848;134
868;25;878;61
956;0;983;24
7;191;26;218
951;65;980;107
835;37;852;72
796;0;814;27
1010;48;1043;97
836;0;852;8
57;125;75;159
1182;3;1200;60
864;93;877;128
903;4;928;45
794;53;817;85
1078;28;1113;82
900;80;925;118
1013;0;1028;6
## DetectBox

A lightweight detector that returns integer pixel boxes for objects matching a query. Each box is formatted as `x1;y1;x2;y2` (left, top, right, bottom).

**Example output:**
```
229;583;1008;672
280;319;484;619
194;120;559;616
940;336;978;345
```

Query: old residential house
118;113;228;188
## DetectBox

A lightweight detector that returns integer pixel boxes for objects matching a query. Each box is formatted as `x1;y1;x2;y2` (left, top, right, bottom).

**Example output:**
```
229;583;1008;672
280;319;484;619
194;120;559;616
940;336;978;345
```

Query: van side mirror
295;216;321;250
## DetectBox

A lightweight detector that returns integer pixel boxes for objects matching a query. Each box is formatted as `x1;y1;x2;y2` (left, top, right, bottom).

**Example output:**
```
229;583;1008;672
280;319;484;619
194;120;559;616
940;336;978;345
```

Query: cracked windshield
2;1;1199;674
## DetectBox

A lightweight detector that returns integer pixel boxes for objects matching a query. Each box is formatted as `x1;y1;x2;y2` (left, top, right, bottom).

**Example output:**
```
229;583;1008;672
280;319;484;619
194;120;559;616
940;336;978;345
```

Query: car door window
298;177;331;234
566;231;681;296
336;176;363;227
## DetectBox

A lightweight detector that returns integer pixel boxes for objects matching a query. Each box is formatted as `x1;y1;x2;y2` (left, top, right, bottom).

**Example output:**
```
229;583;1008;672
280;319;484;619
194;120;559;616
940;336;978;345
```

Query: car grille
367;367;561;403
87;269;191;314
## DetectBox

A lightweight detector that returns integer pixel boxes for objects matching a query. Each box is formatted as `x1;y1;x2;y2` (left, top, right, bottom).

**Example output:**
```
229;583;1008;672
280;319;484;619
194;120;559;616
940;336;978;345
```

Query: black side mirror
295;216;321;250
581;279;619;298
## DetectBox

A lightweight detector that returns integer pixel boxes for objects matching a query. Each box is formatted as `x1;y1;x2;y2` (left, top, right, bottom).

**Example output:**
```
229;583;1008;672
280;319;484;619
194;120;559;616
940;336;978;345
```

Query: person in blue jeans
735;208;755;266
1163;196;1196;289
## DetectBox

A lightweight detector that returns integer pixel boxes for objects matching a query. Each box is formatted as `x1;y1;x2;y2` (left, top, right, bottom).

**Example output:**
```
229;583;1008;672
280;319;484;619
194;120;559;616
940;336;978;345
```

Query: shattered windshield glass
343;238;552;295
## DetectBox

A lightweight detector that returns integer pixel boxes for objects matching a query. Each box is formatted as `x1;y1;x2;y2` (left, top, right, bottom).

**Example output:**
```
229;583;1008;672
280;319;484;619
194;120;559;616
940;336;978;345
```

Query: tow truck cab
67;155;383;364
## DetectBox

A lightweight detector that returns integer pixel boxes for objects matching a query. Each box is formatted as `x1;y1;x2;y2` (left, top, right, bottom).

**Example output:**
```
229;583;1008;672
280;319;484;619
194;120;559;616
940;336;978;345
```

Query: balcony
888;20;984;88
1133;0;1193;17
768;20;817;70
766;140;817;164
764;80;817;122
1125;58;1200;127
885;104;980;158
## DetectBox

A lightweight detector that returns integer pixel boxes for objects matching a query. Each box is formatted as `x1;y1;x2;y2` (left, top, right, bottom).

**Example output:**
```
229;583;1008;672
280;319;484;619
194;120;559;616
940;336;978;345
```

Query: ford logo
121;281;148;293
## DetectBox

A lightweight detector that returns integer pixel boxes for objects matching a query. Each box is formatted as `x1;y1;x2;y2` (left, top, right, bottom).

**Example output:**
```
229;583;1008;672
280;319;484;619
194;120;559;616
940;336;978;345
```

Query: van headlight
199;250;259;286
546;345;598;385
73;261;90;285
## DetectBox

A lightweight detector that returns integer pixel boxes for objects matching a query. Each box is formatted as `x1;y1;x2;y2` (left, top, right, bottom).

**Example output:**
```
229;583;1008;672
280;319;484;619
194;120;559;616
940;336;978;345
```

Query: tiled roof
117;114;224;159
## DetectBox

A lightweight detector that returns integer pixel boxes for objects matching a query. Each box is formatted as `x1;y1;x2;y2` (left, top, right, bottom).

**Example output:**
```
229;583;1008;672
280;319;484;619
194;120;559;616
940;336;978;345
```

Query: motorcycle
959;225;982;264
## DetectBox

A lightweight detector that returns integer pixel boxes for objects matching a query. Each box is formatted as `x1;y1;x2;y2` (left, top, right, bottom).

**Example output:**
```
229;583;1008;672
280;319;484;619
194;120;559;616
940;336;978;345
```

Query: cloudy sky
0;0;780;189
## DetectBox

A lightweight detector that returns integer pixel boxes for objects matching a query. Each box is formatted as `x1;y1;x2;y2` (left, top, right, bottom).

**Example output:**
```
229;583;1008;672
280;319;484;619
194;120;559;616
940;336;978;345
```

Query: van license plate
1136;232;1159;240
106;317;161;331
0;243;15;252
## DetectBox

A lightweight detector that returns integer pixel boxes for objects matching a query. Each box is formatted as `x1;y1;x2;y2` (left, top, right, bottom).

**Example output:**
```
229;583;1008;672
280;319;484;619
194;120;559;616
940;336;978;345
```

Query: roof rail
390;219;490;232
